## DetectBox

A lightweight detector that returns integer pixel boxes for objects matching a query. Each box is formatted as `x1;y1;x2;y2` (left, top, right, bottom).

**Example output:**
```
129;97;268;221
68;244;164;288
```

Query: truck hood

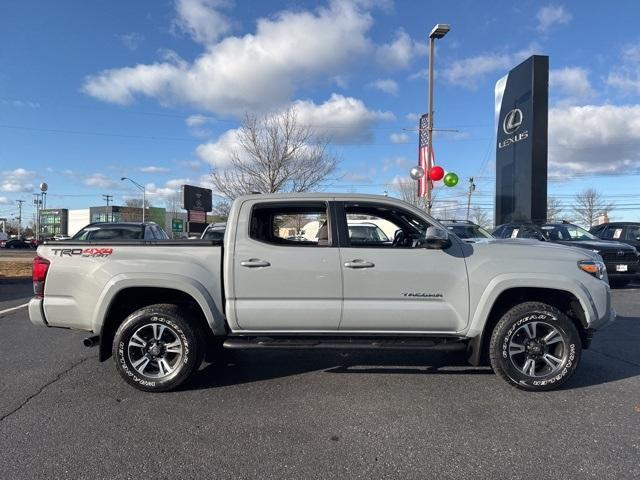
553;239;636;252
466;237;601;262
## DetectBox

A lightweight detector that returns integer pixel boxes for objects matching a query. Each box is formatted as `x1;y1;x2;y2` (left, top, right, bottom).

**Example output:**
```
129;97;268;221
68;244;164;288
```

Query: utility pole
466;177;476;221
16;199;24;237
102;194;113;222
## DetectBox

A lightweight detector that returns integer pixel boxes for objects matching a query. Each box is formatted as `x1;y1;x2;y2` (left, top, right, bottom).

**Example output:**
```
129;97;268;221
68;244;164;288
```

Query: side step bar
223;336;467;351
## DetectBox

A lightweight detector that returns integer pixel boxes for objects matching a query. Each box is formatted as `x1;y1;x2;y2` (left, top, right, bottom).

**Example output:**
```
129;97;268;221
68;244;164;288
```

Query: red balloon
429;166;445;181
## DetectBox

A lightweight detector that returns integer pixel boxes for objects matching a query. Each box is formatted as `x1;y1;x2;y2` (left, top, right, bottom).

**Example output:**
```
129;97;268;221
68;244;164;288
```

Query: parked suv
439;219;493;241
590;222;640;251
493;221;639;285
72;222;170;241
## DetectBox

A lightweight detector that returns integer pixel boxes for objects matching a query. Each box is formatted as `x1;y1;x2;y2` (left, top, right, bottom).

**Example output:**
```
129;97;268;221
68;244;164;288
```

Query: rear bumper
28;298;48;327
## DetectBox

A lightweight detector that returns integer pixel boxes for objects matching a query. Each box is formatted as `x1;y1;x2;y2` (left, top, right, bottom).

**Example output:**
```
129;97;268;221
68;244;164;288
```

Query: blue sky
2;0;640;224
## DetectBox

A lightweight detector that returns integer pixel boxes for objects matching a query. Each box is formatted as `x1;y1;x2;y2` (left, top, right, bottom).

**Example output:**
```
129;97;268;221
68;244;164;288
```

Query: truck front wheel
489;302;581;391
112;304;204;392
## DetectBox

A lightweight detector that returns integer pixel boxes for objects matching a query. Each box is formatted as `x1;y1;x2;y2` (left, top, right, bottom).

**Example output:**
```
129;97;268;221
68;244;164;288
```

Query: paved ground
0;282;638;479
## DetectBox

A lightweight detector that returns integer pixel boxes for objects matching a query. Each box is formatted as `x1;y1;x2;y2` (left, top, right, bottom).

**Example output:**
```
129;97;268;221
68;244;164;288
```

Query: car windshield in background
73;226;143;240
447;225;493;239
348;224;389;243
540;224;599;241
202;229;225;241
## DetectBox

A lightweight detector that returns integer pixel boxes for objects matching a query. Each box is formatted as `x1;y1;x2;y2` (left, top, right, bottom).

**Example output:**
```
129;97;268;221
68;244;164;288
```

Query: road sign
171;218;184;232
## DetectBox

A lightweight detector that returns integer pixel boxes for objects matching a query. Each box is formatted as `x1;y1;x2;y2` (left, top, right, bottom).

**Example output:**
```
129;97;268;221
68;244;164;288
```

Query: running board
222;336;467;351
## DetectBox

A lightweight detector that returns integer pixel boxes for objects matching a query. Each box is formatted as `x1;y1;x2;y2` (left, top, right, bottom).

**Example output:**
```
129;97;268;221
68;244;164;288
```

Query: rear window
250;203;329;247
73;226;143;240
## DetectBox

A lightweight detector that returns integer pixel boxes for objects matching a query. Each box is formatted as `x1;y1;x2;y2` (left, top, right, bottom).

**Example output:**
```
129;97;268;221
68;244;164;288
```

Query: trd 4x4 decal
51;248;113;258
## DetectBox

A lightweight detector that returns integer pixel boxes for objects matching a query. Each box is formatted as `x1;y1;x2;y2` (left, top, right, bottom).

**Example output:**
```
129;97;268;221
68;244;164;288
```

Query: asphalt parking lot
0;281;638;479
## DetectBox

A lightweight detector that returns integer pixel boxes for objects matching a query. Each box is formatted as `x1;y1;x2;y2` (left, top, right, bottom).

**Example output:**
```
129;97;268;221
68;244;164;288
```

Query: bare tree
470;207;492;229
212;200;231;219
391;179;422;208
121;198;153;222
546;196;564;222
572;188;614;228
210;108;337;199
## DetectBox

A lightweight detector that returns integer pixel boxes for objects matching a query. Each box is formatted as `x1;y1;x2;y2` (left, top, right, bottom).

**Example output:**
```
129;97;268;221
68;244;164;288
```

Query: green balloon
443;172;459;187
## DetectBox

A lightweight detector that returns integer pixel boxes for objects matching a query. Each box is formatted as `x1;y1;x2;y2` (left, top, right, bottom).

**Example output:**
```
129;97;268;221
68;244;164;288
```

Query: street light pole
426;23;450;215
121;177;146;223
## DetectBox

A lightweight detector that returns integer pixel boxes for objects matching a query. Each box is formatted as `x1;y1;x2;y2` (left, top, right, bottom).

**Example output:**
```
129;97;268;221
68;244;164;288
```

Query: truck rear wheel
112;304;204;392
489;302;581;391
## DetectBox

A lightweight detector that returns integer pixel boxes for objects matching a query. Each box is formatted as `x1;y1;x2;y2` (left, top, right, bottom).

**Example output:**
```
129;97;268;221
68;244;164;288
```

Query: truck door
336;200;469;333
229;200;342;331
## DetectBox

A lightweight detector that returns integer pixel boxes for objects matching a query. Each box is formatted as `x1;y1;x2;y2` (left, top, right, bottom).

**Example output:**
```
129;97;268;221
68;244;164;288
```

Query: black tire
489;302;581;392
113;303;204;392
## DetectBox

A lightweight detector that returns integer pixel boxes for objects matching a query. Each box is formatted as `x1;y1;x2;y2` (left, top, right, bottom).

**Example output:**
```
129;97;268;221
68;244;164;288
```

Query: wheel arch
95;276;226;361
467;285;590;366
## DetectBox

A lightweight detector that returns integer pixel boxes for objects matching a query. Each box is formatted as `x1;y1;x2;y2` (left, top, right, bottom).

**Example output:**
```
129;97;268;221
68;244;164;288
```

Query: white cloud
550;67;594;103
606;44;640;95
376;30;426;70
139;166;171;173
173;0;233;45
405;112;419;122
185;114;213;127
117;32;144;51
383;156;411;172
83;174;119;189
196;128;241;168
0;169;35;193
536;5;572;33
549;104;640;174
197;93;392;166
292;93;394;143
0;196;11;205
83;0;375;116
177;159;203;170
368;78;398;95
389;132;409;144
443;45;538;89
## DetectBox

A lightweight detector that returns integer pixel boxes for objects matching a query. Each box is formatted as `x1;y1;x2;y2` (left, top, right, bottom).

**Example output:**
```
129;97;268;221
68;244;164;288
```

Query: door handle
240;258;271;268
344;259;375;269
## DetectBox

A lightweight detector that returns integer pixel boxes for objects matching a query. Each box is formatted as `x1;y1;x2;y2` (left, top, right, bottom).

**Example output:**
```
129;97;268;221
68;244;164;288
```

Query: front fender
464;273;597;338
91;273;226;336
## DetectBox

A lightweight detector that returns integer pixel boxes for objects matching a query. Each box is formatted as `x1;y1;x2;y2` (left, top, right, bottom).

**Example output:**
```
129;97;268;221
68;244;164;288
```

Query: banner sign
495;55;548;225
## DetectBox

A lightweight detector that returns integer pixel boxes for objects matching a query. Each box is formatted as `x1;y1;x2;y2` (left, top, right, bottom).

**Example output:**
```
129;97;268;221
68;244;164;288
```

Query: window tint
250;203;329;246
344;203;429;248
626;225;640;240
90;227;143;240
203;228;225;241
600;226;617;240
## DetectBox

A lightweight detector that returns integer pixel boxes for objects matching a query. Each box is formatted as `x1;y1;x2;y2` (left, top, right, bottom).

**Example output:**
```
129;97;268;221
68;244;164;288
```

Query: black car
72;222;170;241
493;221;639;285
1;238;33;249
439;219;493;241
590;222;640;251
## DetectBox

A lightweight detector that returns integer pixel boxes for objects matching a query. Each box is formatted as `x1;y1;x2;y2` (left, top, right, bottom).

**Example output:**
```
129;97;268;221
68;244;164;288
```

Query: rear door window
250;203;330;246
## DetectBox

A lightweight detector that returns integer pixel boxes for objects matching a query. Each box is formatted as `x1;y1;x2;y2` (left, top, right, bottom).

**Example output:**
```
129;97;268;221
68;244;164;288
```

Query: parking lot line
0;303;29;317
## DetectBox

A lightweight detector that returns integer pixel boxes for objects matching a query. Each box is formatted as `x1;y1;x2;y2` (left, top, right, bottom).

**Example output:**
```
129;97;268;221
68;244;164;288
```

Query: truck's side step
222;336;467;351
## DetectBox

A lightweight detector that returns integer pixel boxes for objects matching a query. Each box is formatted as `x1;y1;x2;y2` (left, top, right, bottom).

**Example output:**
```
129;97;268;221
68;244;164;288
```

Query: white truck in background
29;193;615;392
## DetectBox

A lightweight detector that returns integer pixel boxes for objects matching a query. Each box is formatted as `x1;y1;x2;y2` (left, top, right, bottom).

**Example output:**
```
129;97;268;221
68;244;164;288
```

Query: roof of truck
235;192;405;202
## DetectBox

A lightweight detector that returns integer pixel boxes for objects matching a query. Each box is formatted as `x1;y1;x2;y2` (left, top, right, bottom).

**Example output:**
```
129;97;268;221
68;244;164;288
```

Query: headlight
578;260;606;280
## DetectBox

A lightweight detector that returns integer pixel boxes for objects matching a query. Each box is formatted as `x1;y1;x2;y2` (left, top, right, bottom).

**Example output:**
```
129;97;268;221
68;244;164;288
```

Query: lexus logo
503;108;523;134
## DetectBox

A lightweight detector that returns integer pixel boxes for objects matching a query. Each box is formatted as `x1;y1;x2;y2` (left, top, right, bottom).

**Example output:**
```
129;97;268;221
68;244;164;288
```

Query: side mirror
420;226;451;249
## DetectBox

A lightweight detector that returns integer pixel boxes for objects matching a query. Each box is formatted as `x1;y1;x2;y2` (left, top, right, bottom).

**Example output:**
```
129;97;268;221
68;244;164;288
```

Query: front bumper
28;298;48;327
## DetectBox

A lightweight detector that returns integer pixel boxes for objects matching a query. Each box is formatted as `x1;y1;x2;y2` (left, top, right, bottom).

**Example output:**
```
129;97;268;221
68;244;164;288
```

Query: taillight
33;256;50;297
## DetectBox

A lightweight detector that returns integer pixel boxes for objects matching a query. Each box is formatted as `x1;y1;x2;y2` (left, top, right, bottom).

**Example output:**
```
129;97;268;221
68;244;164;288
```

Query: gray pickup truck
29;193;615;392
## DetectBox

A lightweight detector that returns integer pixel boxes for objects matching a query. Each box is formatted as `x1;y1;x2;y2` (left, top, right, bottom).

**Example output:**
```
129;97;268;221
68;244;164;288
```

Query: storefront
39;209;69;236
